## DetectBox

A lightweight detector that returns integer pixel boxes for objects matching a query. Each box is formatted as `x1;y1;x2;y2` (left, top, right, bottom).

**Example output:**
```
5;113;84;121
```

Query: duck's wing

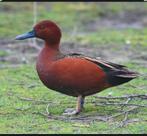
64;53;126;71
64;53;139;86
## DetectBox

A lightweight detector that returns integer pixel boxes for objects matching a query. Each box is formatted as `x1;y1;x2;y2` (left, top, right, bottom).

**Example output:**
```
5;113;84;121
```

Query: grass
1;2;147;48
0;62;146;134
69;28;147;46
0;2;147;39
0;2;147;134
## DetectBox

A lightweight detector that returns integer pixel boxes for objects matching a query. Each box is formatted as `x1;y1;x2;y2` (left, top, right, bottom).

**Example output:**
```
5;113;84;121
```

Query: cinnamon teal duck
15;20;138;115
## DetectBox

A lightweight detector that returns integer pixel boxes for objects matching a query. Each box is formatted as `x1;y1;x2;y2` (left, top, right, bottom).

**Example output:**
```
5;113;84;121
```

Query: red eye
40;25;45;29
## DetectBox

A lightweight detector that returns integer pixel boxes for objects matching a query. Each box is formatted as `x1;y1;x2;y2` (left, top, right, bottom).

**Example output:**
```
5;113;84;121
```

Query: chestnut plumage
16;20;139;115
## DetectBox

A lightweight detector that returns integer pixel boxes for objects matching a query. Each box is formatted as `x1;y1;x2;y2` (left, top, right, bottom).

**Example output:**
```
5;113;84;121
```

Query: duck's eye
40;25;45;29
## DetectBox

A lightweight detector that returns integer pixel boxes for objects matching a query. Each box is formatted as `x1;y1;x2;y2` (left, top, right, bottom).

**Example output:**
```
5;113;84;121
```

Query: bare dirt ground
0;37;146;70
84;9;147;31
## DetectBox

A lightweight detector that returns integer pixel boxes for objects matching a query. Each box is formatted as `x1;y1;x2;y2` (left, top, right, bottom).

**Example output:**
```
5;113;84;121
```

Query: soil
0;39;146;69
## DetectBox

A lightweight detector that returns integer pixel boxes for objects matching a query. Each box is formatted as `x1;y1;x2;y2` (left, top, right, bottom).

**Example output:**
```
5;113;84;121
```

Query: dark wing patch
82;55;138;86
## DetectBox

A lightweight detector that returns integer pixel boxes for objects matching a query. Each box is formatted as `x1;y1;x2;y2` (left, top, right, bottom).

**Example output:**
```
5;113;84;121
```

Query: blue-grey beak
15;30;35;40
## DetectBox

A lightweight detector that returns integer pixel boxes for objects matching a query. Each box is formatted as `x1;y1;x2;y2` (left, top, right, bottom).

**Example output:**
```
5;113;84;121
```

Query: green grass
0;63;146;134
1;2;147;48
0;50;9;57
1;2;147;40
69;28;147;46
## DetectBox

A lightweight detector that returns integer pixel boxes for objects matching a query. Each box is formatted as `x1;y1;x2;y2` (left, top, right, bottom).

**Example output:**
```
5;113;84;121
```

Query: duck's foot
63;108;80;115
63;95;85;116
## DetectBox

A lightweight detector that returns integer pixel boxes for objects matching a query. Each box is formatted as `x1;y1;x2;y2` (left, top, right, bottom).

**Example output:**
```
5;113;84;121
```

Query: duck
15;20;138;115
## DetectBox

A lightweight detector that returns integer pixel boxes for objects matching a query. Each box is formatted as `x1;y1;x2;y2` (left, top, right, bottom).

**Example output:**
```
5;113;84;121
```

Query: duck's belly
36;57;110;97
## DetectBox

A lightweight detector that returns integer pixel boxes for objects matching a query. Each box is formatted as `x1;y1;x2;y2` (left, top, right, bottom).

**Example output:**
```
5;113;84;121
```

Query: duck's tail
107;69;139;86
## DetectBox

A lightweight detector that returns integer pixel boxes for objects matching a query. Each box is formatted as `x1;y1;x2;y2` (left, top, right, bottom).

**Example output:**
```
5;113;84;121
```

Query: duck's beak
15;29;35;40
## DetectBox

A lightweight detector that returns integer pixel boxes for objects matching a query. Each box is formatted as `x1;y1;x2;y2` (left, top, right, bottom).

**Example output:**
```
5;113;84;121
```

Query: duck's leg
63;95;85;115
76;95;85;113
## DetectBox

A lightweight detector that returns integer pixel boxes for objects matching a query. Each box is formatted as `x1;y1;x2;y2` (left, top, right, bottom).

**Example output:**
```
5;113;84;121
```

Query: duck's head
15;20;62;45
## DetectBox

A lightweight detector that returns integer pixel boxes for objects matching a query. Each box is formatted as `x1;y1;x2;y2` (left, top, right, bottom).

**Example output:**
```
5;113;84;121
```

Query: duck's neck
38;42;60;62
45;41;60;51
